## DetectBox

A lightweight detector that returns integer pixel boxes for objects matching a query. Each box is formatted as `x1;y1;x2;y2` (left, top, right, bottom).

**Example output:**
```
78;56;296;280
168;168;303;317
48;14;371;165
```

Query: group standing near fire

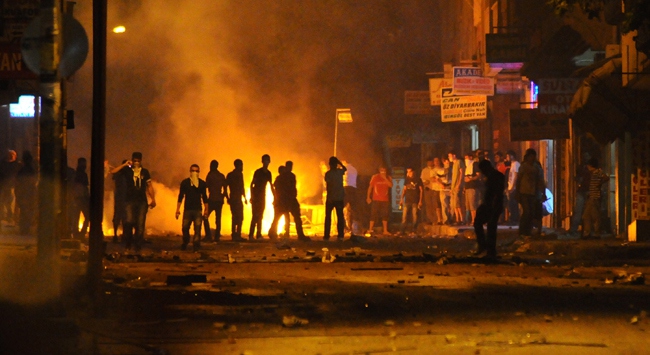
0;145;610;259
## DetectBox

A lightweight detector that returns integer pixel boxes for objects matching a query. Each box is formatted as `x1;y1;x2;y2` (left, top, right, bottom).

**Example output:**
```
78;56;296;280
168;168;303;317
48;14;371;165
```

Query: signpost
509;108;570;141
452;66;495;96
334;108;352;156
440;87;487;122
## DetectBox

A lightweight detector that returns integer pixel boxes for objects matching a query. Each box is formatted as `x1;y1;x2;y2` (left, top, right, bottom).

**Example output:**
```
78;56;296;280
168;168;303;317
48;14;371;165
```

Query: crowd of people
0;146;610;257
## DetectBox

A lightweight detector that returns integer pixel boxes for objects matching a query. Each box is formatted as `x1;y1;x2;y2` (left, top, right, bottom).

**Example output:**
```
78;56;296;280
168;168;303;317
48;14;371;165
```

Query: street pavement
1;222;650;354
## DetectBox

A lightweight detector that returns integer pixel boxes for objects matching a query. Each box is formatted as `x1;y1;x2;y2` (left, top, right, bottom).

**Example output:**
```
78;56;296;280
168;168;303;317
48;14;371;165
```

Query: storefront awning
569;58;637;144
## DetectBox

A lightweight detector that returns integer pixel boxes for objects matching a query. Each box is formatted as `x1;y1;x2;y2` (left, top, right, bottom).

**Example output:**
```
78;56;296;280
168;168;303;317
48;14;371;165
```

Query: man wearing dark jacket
176;164;208;251
473;159;505;259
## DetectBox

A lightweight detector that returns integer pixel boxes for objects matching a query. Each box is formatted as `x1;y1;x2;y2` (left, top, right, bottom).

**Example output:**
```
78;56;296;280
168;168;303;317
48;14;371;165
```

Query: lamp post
334;108;352;156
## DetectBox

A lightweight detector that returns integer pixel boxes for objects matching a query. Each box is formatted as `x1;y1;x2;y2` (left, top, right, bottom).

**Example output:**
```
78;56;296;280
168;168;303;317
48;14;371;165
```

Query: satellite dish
21;14;89;78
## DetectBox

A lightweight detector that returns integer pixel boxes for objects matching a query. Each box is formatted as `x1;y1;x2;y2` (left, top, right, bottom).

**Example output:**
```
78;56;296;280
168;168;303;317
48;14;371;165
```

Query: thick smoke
67;0;442;233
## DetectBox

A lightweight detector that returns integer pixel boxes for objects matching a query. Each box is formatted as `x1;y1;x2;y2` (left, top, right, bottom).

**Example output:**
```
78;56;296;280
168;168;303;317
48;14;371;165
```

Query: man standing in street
367;165;393;236
203;160;227;242
448;151;464;225
227;159;247;241
582;158;609;239
176;164;208;251
420;157;438;225
342;160;358;235
324;156;347;241
0;150;21;225
505;150;520;225
516;149;545;238
111;152;156;252
249;154;273;240
269;163;310;241
400;167;422;234
464;152;480;225
473;159;505;259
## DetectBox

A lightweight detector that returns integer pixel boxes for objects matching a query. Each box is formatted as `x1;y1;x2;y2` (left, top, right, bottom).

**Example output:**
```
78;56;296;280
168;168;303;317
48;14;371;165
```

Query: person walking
324;156;347;241
249;154;273;240
175;164;208;251
400;167;422;234
111;152;156;252
367;166;393;236
226;159;247;241
14;151;37;236
582;158;609;239
473;159;505;259
516;149;545;238
203;160;227;242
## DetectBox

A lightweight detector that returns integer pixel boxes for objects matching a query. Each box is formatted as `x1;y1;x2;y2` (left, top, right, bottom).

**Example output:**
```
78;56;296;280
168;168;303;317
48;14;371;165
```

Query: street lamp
334;108;352;156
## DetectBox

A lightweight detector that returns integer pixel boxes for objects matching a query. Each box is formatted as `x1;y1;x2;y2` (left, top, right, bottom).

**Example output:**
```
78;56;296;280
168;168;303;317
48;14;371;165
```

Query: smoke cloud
67;0;442;233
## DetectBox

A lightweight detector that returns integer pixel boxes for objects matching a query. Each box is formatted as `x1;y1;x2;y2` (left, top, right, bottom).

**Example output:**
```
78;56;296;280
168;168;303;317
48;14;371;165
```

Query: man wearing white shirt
506;150;520;225
342;161;358;234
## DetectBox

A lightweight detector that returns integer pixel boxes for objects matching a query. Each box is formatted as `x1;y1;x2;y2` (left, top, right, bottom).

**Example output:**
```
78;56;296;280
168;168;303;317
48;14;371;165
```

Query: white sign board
428;78;454;106
452;66;495;96
440;88;487;122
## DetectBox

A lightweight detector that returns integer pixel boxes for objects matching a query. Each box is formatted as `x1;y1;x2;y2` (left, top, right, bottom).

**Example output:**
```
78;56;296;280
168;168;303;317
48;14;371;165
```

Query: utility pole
87;0;107;300
37;0;63;302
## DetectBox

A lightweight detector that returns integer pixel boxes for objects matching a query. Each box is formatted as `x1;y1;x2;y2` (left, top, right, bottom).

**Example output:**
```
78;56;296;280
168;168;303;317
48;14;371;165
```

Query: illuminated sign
440;88;487;122
452;66;494;96
9;95;37;118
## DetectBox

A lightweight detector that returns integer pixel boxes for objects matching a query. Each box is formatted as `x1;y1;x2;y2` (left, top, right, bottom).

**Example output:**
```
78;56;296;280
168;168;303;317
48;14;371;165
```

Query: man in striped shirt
582;158;609;238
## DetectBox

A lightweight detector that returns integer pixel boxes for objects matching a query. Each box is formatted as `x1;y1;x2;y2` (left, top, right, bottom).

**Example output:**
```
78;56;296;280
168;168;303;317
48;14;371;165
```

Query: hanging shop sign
486;33;528;63
632;168;650;221
404;90;434;115
452;66;494;96
0;42;36;79
428;78;454;106
440;87;487;122
537;78;581;116
509;108;570;141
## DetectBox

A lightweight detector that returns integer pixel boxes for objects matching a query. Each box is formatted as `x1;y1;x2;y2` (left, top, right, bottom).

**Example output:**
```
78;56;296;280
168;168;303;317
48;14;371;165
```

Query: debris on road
322;248;335;263
282;315;309;327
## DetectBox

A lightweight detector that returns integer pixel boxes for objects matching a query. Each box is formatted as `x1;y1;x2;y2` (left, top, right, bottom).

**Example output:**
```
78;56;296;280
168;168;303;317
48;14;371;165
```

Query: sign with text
0;0;39;42
404;91;434;115
440;88;487;122
537;78;581;116
509;108;570;141
486;33;528;63
0;43;36;79
428;78;454;106
452;66;494;96
632;168;650;221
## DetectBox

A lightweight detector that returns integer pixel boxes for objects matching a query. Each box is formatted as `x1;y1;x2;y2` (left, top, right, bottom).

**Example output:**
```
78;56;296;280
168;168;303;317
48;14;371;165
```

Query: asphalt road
2;231;650;354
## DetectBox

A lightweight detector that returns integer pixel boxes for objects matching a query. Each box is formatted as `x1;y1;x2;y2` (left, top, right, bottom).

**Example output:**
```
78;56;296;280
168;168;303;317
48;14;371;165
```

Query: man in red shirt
366;166;393;236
